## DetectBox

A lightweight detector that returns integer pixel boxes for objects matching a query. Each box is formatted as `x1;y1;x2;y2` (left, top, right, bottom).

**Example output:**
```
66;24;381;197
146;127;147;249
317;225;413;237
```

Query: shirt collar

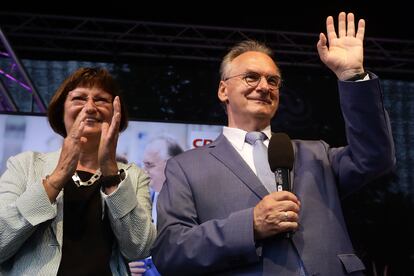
223;125;272;151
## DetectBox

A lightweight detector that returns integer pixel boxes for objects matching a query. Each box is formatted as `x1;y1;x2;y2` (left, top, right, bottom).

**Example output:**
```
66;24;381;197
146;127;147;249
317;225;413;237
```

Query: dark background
2;1;411;40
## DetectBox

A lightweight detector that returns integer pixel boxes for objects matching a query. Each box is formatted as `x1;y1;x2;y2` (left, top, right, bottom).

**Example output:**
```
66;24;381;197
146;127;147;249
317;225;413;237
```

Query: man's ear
218;81;228;103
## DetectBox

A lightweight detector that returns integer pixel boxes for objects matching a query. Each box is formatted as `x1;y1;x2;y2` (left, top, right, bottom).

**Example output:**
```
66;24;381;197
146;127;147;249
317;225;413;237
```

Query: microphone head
268;132;294;171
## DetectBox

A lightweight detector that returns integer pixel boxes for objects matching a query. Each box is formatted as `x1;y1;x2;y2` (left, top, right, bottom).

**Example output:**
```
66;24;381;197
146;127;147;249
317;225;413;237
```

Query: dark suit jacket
152;76;395;275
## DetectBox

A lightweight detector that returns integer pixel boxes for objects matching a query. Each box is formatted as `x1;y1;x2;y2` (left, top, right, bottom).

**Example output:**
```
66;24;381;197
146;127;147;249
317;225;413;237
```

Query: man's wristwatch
100;169;126;188
346;71;368;81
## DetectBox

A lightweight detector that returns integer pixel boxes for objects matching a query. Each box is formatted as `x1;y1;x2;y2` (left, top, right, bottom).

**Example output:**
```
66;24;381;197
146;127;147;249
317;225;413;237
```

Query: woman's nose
84;98;98;112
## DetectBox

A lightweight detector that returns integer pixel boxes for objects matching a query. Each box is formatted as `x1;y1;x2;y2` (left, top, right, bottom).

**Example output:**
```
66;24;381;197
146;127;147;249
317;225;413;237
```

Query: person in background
129;136;183;276
0;67;156;275
152;12;395;275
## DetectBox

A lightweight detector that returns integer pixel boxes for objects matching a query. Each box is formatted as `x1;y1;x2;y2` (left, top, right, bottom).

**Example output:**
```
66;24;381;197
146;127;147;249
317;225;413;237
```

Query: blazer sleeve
103;164;156;261
0;152;57;263
152;157;260;275
329;74;396;197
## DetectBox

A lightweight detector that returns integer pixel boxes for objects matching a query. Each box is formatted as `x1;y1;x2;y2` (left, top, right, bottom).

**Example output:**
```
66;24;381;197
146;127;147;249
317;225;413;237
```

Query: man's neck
227;115;271;132
227;123;270;132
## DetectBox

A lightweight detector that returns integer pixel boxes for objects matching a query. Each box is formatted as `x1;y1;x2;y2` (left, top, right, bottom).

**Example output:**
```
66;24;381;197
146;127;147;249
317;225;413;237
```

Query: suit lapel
209;134;269;199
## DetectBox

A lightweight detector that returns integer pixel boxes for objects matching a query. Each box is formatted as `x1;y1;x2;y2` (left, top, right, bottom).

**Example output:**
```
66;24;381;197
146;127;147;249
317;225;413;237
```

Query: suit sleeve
329;74;396;197
152;157;260;275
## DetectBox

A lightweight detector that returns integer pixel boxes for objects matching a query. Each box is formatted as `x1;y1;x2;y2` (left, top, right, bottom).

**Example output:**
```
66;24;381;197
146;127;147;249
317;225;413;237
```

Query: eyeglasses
68;95;113;108
224;71;282;90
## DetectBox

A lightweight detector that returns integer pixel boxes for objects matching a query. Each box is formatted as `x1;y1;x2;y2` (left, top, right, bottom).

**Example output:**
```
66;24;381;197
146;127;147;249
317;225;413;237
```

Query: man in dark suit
152;12;395;275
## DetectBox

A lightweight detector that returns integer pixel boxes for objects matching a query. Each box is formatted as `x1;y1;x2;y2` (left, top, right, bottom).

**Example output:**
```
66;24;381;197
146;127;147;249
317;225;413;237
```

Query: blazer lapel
209;134;269;199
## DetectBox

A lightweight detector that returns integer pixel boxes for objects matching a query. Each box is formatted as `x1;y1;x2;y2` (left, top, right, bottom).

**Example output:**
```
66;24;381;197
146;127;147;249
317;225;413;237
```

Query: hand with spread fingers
317;12;365;80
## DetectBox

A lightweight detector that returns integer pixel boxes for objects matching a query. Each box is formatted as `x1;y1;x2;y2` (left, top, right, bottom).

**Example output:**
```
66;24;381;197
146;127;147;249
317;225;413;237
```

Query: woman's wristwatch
100;169;126;188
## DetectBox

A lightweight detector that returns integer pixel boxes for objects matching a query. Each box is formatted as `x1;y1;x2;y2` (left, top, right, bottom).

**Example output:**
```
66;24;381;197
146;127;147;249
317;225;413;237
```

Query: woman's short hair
47;67;128;137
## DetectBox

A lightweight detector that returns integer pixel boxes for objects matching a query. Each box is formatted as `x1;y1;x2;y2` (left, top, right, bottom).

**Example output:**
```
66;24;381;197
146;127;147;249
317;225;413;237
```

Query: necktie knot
245;132;267;145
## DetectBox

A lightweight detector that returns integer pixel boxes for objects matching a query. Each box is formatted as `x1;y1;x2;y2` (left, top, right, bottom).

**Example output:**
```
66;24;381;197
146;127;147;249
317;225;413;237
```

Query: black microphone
268;133;295;238
268;132;294;192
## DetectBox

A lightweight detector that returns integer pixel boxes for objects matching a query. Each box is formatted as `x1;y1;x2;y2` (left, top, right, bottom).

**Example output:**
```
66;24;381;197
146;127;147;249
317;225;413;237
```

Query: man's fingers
338;12;346;37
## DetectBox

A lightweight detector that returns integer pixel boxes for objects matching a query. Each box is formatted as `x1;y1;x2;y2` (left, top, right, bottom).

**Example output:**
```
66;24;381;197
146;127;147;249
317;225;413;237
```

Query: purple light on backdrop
0;69;32;92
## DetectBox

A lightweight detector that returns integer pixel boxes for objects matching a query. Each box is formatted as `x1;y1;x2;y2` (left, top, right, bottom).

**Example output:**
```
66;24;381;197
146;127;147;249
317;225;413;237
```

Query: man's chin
249;107;275;118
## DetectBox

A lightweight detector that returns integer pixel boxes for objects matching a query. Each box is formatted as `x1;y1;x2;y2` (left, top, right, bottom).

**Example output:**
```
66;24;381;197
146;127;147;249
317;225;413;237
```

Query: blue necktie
150;189;156;203
245;132;275;193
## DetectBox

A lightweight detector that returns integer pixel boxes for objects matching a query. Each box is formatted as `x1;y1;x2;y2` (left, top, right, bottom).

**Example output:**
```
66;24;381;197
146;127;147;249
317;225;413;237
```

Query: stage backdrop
0;113;222;174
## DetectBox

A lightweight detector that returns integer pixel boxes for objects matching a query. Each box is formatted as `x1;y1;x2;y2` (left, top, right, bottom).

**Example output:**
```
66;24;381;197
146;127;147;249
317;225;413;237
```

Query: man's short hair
220;40;274;80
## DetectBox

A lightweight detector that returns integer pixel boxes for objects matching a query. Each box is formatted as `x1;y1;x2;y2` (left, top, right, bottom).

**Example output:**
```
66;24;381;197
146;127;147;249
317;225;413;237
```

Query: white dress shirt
222;125;272;176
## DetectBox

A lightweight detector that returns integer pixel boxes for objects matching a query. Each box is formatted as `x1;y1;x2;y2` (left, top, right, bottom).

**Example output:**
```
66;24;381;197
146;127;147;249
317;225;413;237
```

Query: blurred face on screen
143;147;167;193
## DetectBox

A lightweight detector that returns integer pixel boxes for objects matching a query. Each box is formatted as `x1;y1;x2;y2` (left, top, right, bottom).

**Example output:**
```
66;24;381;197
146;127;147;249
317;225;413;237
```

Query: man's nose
256;76;271;91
